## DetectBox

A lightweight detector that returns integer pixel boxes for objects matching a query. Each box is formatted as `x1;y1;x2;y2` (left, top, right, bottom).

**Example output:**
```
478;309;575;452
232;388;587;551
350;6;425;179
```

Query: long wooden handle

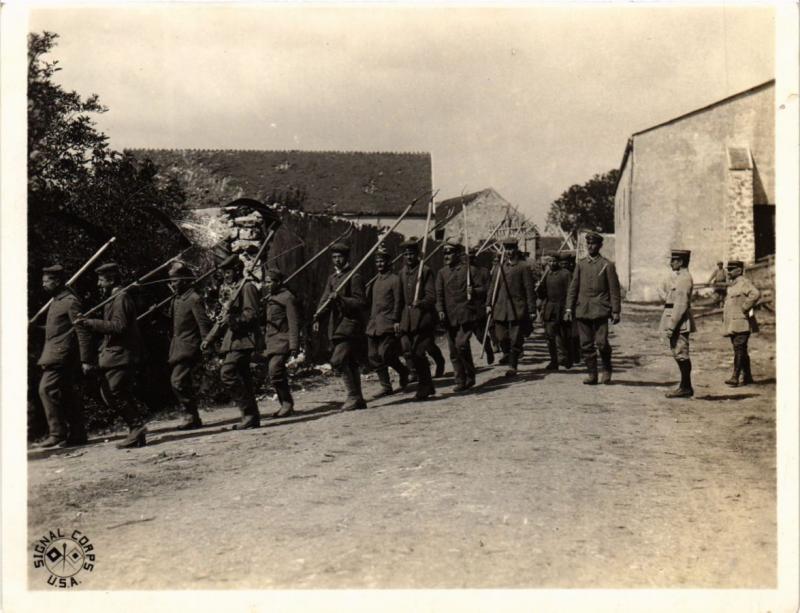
413;196;435;303
480;248;507;359
29;236;117;325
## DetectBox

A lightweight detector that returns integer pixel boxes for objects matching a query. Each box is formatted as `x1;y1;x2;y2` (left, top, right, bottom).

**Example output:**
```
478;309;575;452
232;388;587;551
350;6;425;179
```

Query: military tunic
264;287;300;406
488;259;536;362
168;289;212;413
317;266;367;368
399;263;437;389
435;262;485;386
658;268;695;361
367;271;408;390
536;268;572;366
723;275;761;382
37;288;94;440
565;254;621;370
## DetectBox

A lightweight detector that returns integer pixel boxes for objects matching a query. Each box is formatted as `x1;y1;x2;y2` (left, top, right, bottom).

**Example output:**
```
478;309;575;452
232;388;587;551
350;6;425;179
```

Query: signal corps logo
32;529;96;588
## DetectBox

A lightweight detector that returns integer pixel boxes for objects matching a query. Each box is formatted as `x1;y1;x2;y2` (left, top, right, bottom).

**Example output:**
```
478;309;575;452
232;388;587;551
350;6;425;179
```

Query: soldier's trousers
220;350;258;417
495;320;526;358
266;352;293;406
576;318;612;370
729;332;752;379
668;331;690;361
99;366;146;429
39;365;85;439
445;323;475;385
170;359;200;414
401;331;435;389
544;320;571;365
368;333;408;387
330;338;364;402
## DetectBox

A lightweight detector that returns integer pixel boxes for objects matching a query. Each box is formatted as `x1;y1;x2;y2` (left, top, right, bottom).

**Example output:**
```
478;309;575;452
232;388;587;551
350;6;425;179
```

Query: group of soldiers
33;227;761;451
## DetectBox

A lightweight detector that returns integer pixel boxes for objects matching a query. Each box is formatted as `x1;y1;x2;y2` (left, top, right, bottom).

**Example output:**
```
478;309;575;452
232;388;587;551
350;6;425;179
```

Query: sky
29;4;774;230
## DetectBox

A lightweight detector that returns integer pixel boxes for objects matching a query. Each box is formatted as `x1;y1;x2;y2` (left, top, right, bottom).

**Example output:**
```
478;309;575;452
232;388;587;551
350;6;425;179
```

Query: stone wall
726;168;756;262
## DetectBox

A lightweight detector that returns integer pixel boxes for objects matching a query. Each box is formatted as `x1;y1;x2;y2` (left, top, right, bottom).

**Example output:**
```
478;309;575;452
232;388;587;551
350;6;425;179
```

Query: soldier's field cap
670;249;691;260
331;241;350;255
42;264;65;275
96;262;119;276
169;262;195;279
400;237;420;251
502;237;519;248
726;260;744;270
584;231;604;244
375;245;391;259
443;238;462;252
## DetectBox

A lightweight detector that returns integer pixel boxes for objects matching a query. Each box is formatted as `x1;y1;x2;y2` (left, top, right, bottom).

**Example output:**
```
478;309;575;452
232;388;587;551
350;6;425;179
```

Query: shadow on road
695;393;760;401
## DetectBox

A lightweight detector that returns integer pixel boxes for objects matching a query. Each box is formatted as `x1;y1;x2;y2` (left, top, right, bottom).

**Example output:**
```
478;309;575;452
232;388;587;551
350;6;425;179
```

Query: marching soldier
659;249;696;398
75;262;148;448
722;260;760;387
263;268;300;417
468;246;495;364
201;257;263;429
561;251;582;365
486;238;536;377
166;262;212;429
36;264;95;448
435;239;485;392
313;242;368;410
398;237;437;400
366;246;409;398
564;232;621;385
536;252;572;370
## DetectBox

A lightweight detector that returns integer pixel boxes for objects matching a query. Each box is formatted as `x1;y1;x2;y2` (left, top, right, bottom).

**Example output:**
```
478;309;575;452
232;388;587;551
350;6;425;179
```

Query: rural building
130;149;433;238
613;80;775;302
435;188;539;253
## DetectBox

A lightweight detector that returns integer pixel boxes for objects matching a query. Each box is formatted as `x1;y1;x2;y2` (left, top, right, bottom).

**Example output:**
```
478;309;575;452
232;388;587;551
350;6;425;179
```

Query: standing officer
659;249;696;398
366;246;409;398
722;260;761;386
313;242;368;410
36;264;95;448
564;232;621;385
486;238;536;377
202;257;263;430
469;246;495;364
536;252;572;370
166;262;212;430
435;239;484;392
263;268;300;417
398;237;437;400
75;262;148;448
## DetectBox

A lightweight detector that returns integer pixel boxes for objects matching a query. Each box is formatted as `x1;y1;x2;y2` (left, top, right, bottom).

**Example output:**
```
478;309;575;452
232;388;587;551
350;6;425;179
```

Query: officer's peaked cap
96;262;120;276
331;242;351;255
42;264;65;275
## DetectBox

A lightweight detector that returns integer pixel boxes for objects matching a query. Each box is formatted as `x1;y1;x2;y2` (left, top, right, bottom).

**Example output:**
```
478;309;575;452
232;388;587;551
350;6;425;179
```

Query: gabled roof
129;149;432;216
435;187;513;220
615;79;775;190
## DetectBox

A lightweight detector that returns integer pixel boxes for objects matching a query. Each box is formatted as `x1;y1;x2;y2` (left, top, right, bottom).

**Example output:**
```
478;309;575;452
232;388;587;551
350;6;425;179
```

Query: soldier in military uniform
564;232;621;385
75;262;148;448
722;260;761;387
659;249;696;398
201;257;263;429
313;242;368;410
708;261;728;306
366;246;409;398
36;264;95;448
561;251;582;365
398;237;437;400
435;239;485;392
263;268;300;417
536;252;572;370
486;238;536;377
166;262;212;430
468;246;495;364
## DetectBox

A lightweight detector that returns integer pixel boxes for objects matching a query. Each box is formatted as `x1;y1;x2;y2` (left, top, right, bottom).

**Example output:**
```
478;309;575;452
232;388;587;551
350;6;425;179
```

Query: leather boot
176;406;202;430
666;360;693;398
583;354;599;385
599;351;612;384
352;364;368;409
724;350;741;386
406;358;418;383
741;352;754;385
276;401;295;418
545;339;559;370
431;347;446;378
116;424;147;448
374;367;394;399
505;352;519;377
484;340;495;365
397;363;410;390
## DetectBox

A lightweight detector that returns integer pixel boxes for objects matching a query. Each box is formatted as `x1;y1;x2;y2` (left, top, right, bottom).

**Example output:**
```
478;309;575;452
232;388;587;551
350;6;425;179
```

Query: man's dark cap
400;237;420;251
443;238;462;253
726;260;744;270
375;245;391;260
331;242;351;255
96;262;120;276
42;264;65;275
584;231;604;244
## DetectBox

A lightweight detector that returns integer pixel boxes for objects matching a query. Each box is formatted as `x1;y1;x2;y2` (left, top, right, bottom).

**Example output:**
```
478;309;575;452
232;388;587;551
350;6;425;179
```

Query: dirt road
28;305;776;589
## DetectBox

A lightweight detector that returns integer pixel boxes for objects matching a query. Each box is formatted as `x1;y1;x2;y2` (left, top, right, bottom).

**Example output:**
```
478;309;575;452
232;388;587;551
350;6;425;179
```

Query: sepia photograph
1;2;798;611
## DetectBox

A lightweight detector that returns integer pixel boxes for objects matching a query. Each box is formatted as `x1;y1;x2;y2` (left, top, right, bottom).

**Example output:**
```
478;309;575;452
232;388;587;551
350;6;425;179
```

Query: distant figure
722;260;760;387
708;261;728;306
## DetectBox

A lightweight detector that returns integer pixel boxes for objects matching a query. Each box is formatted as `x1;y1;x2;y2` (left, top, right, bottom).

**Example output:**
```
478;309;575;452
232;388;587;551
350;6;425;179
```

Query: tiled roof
128;149;432;216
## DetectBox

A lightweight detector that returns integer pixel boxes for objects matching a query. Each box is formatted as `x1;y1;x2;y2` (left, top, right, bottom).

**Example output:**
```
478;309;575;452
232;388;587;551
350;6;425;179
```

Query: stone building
613;80;775;302
130;149;433;238
435;188;539;253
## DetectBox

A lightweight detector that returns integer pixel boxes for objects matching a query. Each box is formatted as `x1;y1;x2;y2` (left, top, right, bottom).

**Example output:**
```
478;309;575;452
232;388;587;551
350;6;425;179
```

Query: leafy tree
545;169;619;236
28;31;188;437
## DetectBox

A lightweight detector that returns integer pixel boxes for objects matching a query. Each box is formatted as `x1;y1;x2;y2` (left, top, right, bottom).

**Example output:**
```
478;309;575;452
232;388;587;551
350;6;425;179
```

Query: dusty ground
27;304;776;589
